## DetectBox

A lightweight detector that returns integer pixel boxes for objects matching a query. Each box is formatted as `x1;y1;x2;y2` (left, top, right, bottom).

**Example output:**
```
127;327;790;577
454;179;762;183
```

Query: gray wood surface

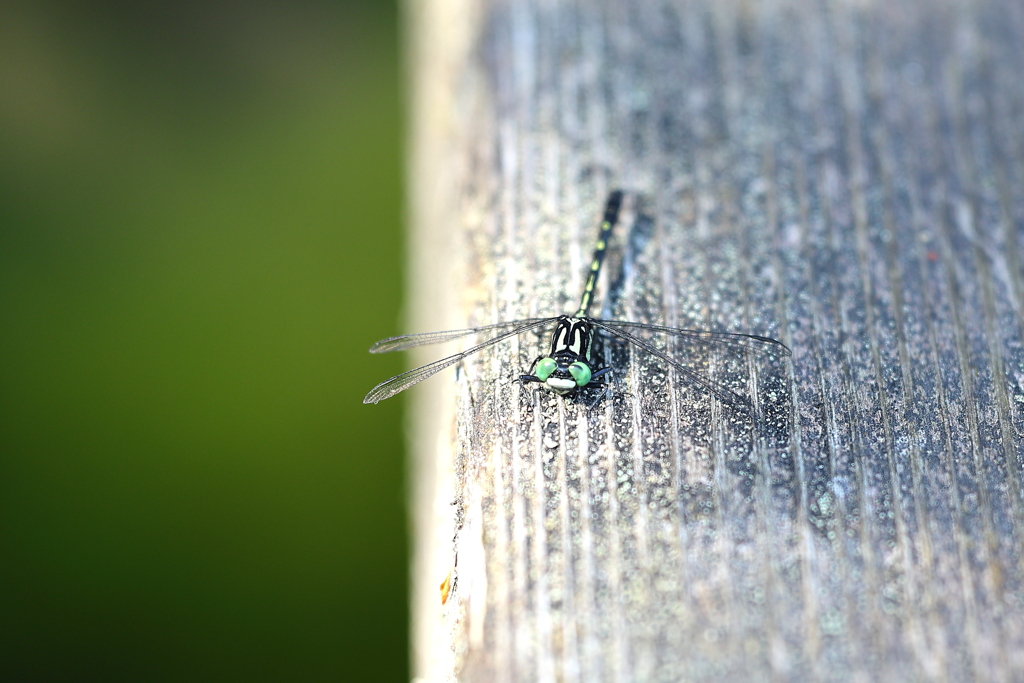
406;0;1024;680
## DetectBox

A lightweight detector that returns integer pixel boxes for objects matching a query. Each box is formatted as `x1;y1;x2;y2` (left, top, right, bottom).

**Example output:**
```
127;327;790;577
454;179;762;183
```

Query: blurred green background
0;1;407;680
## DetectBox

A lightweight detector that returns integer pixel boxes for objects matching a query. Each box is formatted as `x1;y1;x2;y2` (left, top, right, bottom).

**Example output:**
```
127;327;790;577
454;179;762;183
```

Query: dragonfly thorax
549;316;595;359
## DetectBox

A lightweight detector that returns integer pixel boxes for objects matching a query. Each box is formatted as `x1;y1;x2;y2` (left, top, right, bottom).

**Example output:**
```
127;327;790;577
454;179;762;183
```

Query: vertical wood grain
408;0;1024;680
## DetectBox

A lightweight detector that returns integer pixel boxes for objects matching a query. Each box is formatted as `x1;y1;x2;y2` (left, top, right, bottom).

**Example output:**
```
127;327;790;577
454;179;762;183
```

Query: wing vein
363;319;553;403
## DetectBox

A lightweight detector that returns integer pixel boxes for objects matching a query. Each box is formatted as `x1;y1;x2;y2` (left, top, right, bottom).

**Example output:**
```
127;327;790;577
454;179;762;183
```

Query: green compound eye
535;357;557;381
568;361;592;387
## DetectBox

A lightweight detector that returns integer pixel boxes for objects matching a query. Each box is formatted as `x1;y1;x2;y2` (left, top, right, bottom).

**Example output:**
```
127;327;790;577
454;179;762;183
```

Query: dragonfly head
534;357;592;394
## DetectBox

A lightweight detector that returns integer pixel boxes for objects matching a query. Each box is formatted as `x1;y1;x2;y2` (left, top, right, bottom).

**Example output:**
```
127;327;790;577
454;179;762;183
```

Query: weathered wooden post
406;0;1024;680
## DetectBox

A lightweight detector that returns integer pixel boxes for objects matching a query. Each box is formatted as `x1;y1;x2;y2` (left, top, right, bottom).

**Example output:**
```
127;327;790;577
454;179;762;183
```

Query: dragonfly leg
519;354;551;386
580;382;611;408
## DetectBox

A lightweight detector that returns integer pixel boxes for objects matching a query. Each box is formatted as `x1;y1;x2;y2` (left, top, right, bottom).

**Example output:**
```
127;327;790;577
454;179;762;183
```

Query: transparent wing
364;319;552;403
590;320;762;423
591;319;791;357
369;318;555;353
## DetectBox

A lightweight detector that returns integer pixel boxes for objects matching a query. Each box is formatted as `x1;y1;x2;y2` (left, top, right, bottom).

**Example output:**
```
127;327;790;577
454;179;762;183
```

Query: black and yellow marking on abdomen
574;189;624;317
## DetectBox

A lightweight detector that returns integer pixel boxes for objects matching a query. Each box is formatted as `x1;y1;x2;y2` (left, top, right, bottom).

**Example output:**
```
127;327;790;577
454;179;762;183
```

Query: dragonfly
363;190;790;422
